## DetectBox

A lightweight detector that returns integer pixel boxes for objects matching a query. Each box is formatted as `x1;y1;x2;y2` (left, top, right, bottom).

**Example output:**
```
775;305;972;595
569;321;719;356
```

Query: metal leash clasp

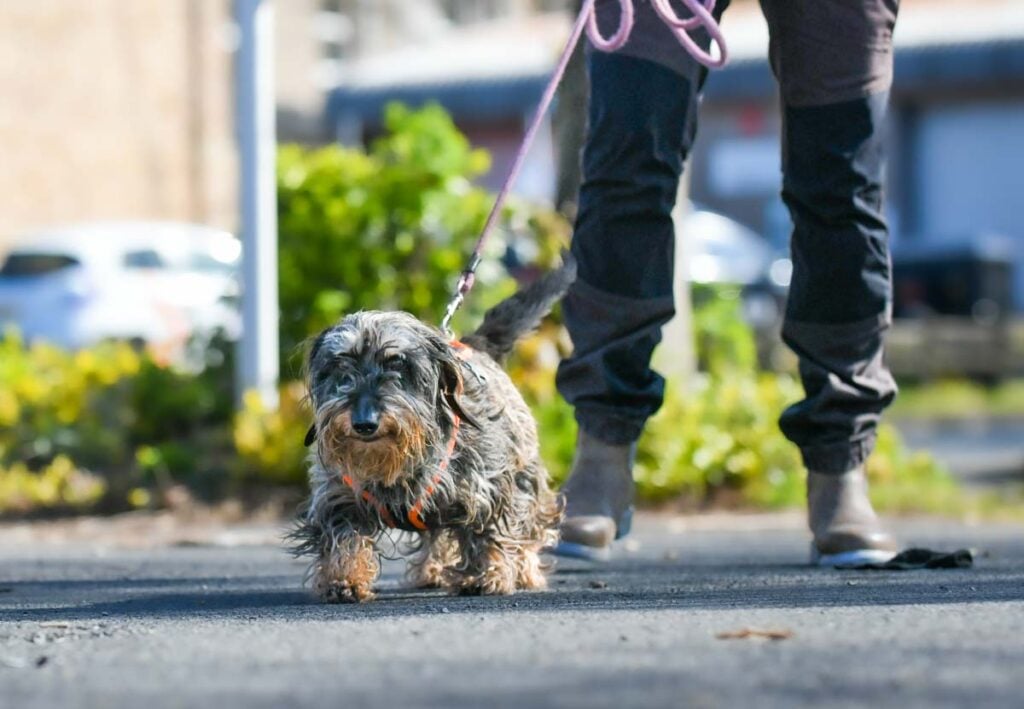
440;256;480;338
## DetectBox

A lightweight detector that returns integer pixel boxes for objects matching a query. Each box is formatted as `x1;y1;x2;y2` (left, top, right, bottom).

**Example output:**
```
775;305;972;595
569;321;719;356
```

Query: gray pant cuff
575;407;646;446
799;433;877;475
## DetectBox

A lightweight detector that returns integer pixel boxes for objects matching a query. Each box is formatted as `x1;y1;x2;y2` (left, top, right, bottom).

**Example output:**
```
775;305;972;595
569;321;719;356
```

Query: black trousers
556;0;900;473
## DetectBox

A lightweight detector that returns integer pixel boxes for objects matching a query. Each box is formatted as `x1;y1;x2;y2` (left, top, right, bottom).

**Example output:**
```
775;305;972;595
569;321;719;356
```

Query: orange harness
341;340;472;532
342;413;460;531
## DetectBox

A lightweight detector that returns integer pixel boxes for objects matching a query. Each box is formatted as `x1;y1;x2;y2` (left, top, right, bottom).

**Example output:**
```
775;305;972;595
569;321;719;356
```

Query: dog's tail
460;253;576;362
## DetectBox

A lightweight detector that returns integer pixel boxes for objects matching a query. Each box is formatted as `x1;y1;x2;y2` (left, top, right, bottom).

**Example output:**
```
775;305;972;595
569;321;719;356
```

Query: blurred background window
0;253;80;277
123;250;167;270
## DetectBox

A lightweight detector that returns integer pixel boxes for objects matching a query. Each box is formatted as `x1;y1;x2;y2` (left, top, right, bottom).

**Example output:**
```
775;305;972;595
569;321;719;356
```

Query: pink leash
440;0;728;335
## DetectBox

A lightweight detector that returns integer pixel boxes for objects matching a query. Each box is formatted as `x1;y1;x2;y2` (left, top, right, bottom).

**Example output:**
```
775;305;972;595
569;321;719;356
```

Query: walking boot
554;430;635;560
808;466;898;567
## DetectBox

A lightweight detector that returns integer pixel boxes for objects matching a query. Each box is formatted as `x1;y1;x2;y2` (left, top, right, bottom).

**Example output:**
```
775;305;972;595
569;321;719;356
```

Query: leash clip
440;256;481;337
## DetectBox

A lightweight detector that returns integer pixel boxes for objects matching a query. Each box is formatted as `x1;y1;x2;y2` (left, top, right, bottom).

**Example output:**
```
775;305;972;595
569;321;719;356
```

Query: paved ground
2;513;1023;709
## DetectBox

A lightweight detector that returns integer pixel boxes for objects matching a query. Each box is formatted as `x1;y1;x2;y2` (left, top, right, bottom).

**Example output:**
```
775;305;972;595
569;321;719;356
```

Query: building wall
276;0;333;142
0;0;237;251
912;99;1024;307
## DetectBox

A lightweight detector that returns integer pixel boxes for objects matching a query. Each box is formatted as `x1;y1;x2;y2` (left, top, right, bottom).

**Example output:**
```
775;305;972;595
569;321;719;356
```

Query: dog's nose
352;419;379;436
352;398;380;437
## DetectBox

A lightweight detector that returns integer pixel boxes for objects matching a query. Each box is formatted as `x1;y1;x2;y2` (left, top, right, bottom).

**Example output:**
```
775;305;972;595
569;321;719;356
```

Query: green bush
0;332;138;512
892;378;1024;419
277;103;568;373
233;383;309;486
0;330;235;515
692;283;758;375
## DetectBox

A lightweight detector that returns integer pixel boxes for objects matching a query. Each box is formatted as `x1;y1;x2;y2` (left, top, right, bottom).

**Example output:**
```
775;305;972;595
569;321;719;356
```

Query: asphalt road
2;514;1023;709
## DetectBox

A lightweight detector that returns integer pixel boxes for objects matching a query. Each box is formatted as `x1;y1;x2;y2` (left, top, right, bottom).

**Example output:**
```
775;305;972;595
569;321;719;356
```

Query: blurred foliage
0;455;106;516
692;283;758;375
277;103;568;375
892;378;1024;419
0;332;133;513
233;382;309;486
0;330;235;515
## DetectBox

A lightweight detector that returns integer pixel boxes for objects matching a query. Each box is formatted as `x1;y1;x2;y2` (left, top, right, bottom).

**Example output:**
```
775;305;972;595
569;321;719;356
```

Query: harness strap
407;415;460;530
342;473;397;528
343;414;460;531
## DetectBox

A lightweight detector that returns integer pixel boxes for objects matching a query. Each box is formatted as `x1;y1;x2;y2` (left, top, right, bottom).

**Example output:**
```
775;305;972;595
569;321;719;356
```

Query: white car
0;222;241;356
678;206;776;287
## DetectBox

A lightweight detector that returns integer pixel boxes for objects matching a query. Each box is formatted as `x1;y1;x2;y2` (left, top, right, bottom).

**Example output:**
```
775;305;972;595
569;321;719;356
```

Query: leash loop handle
649;0;727;68
585;0;634;52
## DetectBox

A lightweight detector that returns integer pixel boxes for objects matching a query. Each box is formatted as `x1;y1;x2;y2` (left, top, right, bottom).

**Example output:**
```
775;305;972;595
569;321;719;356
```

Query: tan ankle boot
807;466;898;567
555;430;635;559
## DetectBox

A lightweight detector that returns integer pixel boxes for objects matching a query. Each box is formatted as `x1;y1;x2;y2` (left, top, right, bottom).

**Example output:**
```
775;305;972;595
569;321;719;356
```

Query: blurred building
323;0;573;200
689;0;1024;311
0;0;238;250
8;0;1018;307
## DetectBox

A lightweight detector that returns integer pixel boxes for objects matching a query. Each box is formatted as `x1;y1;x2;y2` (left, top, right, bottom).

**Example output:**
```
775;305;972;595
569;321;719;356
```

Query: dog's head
305;311;468;487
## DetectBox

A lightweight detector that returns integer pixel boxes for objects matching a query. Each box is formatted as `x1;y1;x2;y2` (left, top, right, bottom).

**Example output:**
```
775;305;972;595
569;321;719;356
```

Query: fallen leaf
716;627;793;641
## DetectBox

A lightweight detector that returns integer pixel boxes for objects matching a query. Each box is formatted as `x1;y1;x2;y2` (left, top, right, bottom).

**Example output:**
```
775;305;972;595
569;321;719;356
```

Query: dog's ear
302;330;333;447
306;331;328;372
431;337;477;429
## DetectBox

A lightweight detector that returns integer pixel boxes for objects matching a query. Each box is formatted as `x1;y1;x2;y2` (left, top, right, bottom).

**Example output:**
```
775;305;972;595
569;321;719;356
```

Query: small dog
290;257;575;602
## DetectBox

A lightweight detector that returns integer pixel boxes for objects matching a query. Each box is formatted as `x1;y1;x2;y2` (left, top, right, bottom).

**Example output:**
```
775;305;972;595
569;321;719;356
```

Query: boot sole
811;544;898;568
549;507;633;562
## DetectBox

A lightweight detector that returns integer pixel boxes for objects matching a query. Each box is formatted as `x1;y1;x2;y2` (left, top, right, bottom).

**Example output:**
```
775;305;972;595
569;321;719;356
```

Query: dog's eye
383;355;405;373
338;372;356;388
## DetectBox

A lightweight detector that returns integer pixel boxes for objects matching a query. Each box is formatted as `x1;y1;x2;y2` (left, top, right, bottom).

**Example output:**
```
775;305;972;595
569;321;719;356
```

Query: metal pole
235;0;280;408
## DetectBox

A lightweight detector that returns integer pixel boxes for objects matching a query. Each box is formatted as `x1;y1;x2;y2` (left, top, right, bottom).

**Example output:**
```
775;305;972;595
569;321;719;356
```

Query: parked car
0;222;240;358
677;205;792;368
678;206;776;288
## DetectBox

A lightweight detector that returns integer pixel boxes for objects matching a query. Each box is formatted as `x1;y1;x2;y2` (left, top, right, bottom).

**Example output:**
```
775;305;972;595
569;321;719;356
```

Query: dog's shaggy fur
289;258;575;602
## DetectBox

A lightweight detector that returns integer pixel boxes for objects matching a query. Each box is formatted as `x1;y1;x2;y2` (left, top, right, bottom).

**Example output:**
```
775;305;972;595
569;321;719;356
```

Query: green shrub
277;103;568;374
0;455;106;516
892;378;1024;419
233;383;309;486
691;283;758;375
0;330;235;515
0;332;137;512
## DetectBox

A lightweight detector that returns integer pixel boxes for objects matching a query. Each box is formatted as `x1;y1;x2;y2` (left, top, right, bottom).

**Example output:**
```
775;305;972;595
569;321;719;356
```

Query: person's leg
555;0;728;556
556;51;696;446
760;0;900;564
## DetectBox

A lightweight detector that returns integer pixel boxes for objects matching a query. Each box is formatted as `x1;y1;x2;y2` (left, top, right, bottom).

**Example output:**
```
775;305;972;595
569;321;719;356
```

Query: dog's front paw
310;541;381;603
320;580;376;604
453;563;517;596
